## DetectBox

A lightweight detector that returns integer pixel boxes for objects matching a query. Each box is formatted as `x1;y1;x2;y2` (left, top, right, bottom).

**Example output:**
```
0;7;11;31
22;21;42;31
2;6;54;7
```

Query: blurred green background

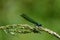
0;0;60;40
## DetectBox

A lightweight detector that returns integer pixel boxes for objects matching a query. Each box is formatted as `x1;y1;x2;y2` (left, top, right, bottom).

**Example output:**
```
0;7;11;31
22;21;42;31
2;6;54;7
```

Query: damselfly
20;14;42;27
20;14;42;33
